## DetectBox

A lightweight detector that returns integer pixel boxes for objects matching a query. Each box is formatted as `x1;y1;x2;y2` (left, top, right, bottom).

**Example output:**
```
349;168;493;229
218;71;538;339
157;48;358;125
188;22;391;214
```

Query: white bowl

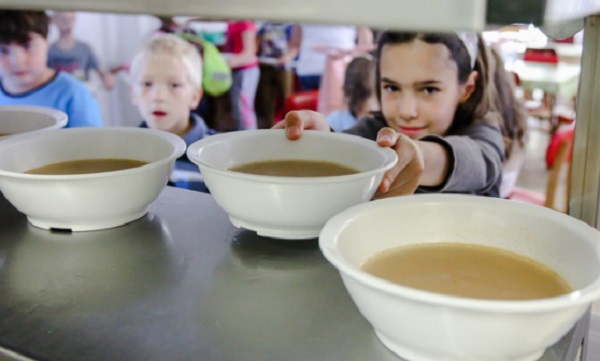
0;127;185;231
319;194;600;361
187;129;397;239
0;106;67;139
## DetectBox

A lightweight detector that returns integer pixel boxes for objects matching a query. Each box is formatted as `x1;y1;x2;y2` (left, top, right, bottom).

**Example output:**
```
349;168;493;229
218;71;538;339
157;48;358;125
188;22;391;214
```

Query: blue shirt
0;71;103;128
326;110;358;132
141;113;217;193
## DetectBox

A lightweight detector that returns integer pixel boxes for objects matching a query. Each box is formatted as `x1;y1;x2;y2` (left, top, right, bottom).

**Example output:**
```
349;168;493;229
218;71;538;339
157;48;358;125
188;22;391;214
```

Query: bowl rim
319;194;600;313
0;127;186;180
0;105;68;134
186;129;398;184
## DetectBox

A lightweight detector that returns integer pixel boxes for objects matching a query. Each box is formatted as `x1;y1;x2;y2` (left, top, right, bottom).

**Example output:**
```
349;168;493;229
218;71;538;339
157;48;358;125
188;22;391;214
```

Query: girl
274;30;507;198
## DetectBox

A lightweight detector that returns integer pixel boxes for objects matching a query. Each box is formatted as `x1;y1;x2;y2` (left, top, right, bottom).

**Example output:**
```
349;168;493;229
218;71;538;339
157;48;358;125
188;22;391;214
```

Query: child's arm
419;123;504;195
374;130;451;198
278;25;300;66
274;110;503;198
377;122;504;197
96;68;115;90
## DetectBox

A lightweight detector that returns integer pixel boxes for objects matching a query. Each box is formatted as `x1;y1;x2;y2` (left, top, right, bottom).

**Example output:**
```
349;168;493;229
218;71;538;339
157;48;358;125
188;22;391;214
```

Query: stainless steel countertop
0;187;590;361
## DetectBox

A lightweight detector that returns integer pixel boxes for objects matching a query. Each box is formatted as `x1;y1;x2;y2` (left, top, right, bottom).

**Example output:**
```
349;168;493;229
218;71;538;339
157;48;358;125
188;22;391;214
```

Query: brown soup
25;158;148;175
229;159;359;177
360;243;572;300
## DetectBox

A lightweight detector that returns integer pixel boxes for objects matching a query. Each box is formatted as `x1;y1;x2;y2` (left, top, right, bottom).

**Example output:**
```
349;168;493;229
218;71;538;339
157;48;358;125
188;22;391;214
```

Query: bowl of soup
0;106;68;139
187;129;397;239
319;194;600;361
0;127;185;231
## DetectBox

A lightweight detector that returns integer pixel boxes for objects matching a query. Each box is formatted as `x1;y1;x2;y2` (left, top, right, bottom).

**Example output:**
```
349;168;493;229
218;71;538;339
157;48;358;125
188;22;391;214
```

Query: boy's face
0;33;51;93
52;12;76;34
131;55;202;136
379;41;476;140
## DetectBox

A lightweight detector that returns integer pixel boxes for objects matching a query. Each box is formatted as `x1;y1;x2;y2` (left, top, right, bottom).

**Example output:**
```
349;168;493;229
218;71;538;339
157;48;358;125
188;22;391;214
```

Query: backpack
180;33;233;97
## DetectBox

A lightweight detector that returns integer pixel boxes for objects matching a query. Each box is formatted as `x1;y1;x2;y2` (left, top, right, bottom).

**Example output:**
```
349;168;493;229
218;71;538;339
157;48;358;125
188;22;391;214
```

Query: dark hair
374;31;498;134
489;48;527;158
157;16;178;33
0;10;49;45
343;56;376;118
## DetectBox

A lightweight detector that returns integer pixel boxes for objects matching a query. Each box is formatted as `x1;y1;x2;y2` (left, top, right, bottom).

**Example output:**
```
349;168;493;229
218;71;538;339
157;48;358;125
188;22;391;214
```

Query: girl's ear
460;70;478;103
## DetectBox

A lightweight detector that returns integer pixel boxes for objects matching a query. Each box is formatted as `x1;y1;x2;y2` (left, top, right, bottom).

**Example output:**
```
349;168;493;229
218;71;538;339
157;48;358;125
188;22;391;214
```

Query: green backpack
180;33;232;97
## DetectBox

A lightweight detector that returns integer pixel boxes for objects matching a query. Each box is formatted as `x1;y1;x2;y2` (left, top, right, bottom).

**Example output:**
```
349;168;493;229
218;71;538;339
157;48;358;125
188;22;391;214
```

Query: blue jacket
140;113;217;193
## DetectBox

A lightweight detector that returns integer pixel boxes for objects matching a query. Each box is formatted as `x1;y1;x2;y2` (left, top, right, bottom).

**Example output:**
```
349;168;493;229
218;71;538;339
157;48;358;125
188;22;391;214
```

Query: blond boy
130;33;216;192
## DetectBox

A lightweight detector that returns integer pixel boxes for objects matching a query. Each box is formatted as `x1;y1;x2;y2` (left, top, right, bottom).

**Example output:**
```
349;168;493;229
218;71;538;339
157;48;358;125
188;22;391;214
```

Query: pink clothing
225;21;259;70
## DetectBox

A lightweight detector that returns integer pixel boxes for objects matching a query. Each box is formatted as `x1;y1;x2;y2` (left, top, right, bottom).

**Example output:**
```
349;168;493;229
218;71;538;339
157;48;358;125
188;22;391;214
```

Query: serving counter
0;187;592;361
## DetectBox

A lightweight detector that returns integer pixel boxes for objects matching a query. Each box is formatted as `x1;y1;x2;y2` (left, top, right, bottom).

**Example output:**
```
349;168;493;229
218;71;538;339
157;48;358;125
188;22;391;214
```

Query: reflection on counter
195;229;400;361
1;212;185;311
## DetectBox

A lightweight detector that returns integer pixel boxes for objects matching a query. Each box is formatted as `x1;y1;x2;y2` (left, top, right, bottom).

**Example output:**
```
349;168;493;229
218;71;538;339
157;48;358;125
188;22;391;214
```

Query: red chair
523;47;559;64
275;90;319;124
546;126;575;169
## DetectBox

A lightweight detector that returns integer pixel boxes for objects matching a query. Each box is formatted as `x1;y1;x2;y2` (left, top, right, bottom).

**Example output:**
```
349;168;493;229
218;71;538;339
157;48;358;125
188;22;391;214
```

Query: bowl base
229;216;319;240
27;209;149;232
374;330;545;361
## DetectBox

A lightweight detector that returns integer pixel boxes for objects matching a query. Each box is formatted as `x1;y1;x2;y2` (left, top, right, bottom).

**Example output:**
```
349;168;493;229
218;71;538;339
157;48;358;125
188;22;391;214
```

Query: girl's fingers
271;110;330;140
375;128;402;192
376;127;399;147
374;129;423;197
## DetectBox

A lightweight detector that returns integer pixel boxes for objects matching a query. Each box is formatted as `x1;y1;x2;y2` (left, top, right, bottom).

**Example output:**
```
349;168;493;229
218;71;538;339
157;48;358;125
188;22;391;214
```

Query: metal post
569;15;600;228
566;16;600;360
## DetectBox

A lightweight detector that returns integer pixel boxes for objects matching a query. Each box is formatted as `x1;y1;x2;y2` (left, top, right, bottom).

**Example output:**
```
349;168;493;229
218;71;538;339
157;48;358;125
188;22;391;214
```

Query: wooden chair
507;127;574;212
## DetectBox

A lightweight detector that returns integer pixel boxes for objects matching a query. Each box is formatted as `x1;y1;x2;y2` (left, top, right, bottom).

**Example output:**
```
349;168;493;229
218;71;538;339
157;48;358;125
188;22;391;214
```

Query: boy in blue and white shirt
0;10;103;128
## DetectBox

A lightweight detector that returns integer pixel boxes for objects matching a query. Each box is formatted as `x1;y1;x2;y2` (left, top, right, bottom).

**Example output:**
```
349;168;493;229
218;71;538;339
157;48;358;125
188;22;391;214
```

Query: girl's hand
374;127;424;198
272;110;331;140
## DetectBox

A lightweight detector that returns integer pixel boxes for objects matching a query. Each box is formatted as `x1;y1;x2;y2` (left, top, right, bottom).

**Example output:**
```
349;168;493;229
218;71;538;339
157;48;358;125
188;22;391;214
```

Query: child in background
275;31;506;198
48;11;115;90
255;22;299;128
326;55;378;132
224;20;259;130
0;10;103;127
129;33;216;193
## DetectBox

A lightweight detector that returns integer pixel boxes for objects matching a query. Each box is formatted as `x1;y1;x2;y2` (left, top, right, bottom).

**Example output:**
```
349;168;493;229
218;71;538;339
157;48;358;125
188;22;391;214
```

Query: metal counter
0;187;590;361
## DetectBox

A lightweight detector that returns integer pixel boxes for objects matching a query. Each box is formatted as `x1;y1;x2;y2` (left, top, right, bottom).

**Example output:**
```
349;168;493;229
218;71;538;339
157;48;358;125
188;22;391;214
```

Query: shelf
0;0;490;31
1;0;597;32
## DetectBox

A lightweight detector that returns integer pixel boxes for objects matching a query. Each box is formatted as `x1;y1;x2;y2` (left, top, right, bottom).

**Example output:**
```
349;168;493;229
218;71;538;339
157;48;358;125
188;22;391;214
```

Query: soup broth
25;158;148;175
360;243;572;300
229;159;359;177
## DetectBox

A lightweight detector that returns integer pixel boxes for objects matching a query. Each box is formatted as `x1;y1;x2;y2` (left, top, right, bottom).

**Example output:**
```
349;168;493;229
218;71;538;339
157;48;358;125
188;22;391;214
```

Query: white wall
49;12;160;126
